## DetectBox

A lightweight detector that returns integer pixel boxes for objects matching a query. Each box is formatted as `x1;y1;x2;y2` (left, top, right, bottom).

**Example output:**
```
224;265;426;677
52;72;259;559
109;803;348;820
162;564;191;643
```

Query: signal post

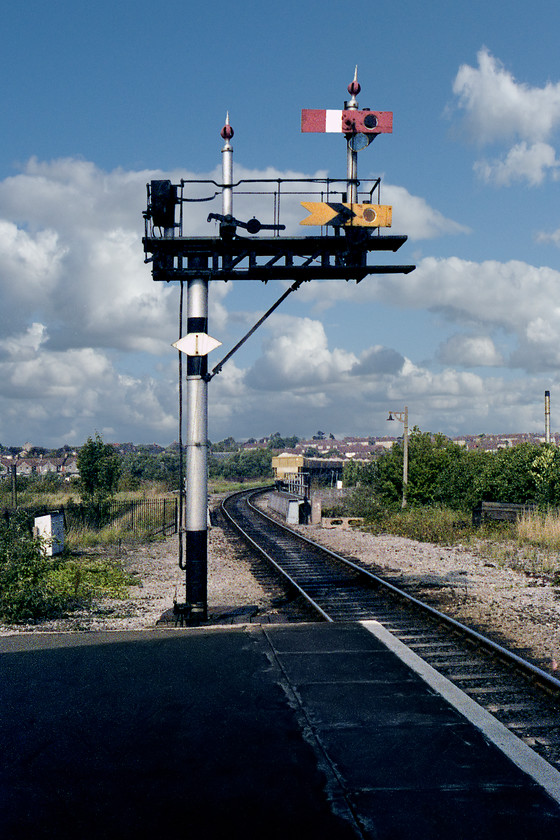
143;73;415;624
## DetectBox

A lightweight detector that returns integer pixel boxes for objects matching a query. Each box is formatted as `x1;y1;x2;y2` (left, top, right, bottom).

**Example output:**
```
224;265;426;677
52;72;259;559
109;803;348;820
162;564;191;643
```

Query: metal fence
3;497;178;537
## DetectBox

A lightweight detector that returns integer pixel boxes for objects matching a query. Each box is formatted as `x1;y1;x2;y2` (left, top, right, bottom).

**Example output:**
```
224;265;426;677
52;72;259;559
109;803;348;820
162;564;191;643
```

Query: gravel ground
0;502;311;635
2;500;560;679
290;521;560;676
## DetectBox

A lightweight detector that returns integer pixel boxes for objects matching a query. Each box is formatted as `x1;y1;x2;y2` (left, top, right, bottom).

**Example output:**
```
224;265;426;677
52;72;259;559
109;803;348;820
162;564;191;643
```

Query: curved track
222;487;560;772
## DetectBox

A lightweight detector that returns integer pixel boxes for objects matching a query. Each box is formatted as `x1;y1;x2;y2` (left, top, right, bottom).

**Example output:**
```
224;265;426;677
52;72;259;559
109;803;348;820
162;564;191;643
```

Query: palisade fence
3;497;178;537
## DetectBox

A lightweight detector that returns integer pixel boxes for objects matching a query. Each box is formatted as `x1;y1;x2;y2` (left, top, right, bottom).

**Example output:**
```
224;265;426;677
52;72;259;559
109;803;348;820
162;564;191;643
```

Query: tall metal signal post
142;73;415;624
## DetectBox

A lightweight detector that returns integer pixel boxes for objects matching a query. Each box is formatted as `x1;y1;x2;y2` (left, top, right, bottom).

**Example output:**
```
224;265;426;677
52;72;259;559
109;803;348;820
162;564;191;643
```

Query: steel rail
221;487;333;622
223;488;560;698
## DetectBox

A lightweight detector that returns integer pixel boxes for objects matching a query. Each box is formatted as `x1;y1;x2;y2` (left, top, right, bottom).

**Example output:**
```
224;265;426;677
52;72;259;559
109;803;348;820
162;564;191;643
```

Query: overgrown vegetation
343;432;560;510
0;511;135;624
517;508;560;553
338;433;560;567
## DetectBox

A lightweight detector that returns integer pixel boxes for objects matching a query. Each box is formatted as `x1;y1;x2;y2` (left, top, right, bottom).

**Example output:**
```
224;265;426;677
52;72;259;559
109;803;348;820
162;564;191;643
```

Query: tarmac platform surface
2;621;560;839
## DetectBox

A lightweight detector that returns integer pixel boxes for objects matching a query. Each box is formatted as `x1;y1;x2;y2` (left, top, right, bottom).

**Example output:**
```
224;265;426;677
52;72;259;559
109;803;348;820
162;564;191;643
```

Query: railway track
222;487;560;773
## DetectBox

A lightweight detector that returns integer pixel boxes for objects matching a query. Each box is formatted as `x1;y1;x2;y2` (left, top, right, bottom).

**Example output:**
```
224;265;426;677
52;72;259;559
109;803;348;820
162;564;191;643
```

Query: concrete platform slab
1;622;560;839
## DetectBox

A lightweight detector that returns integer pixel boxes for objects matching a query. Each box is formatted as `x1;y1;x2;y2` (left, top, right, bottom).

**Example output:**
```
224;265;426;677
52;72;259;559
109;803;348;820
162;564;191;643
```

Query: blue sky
3;0;560;445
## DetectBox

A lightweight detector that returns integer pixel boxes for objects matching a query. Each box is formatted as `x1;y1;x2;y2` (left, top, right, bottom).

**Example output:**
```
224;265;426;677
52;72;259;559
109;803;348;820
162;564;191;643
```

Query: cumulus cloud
296;254;560;375
383;184;470;238
0;154;554;444
0;323;47;361
452;48;560;185
474;141;560;186
437;334;504;367
350;345;405;376
0;157;225;443
0;332;177;446
210;333;550;442
453;48;560;144
245;315;358;390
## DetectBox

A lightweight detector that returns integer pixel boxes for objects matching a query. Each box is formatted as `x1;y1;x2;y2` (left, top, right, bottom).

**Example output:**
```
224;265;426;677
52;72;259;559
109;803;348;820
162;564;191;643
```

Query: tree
118;449;180;490
209;449;273;480
472;443;539;505
77;434;121;504
362;431;481;509
221;449;272;480
267;433;299;450
211;436;239;453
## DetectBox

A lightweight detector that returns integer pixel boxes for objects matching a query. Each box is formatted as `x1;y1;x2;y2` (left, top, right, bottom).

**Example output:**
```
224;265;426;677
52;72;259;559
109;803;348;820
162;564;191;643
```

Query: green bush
0;511;135;624
346;433;559;511
0;512;63;622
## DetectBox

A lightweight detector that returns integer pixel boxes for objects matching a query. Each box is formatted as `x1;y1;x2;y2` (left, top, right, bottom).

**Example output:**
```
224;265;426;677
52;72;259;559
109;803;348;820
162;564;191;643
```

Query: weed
46;558;137;604
517;509;560;551
363;505;470;545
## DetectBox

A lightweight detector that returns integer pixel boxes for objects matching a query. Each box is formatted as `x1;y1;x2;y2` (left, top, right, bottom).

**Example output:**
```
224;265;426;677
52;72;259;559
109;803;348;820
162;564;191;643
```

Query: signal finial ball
221;112;234;140
348;66;361;97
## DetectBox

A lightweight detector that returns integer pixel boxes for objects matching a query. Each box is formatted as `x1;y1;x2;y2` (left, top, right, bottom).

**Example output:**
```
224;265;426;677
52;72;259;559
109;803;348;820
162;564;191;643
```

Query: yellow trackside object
300;202;392;227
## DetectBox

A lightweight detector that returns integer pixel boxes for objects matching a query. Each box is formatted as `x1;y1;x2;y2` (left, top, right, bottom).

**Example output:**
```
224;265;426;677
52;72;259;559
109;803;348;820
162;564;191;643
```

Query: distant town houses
240;431;560;462
454;432;560;452
0;431;558;483
0;453;80;479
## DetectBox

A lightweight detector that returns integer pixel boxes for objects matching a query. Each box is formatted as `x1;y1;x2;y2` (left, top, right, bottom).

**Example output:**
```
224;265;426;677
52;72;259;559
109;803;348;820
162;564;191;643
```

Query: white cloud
453;48;560;145
437;334;504;367
383;184;470;238
452;48;560;185
207;333;552;441
474;141;560;186
535;227;560;246
296;254;560;374
246;315;358;390
0;323;47;361
0;155;555;444
0;336;177;446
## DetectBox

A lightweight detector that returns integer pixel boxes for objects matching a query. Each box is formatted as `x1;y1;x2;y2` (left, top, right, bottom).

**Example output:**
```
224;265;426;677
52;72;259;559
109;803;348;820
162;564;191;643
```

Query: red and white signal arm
302;109;393;134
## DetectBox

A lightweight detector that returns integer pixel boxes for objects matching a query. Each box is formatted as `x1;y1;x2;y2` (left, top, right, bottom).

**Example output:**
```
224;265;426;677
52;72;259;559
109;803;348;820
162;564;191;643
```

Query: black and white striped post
184;274;209;623
174;117;232;623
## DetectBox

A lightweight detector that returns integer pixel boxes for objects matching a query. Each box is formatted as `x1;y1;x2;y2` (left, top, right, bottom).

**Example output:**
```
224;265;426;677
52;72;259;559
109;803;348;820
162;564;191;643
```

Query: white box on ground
34;513;64;556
